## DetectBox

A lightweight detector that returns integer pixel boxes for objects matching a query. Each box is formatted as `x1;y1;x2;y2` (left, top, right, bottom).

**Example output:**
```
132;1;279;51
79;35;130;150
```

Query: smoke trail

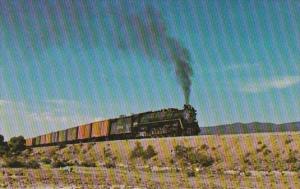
112;6;193;104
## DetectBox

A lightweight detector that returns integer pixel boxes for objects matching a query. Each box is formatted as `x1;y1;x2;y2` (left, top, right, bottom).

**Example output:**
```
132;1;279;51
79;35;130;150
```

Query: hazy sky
0;0;299;139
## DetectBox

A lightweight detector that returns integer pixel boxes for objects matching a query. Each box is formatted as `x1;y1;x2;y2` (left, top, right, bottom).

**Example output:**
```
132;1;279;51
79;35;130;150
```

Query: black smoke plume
111;6;193;104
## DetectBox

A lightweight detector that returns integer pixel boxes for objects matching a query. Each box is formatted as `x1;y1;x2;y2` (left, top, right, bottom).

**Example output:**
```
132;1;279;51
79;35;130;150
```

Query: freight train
25;105;200;147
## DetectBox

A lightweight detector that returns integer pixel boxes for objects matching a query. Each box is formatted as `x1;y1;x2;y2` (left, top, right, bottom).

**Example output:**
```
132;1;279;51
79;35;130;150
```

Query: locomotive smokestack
112;6;193;104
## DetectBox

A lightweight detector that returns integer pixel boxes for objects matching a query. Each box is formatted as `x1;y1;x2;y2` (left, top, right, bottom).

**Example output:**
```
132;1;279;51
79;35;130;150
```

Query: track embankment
34;131;300;171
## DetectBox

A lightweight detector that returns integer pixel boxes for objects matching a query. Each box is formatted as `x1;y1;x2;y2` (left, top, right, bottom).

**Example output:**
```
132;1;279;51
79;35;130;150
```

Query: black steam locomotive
128;104;200;138
26;105;200;147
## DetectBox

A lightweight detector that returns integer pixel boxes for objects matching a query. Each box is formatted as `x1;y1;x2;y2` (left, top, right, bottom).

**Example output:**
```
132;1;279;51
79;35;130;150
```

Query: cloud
0;100;11;106
46;99;79;106
27;111;96;129
0;100;98;139
241;76;300;93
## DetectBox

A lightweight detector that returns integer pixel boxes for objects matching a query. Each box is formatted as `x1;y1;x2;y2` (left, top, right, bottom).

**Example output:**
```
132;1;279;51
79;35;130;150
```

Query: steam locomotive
25;105;200;147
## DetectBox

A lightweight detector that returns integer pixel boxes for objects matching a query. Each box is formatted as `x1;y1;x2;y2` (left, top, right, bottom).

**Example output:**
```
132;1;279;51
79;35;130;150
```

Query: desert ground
0;132;299;188
0;167;299;189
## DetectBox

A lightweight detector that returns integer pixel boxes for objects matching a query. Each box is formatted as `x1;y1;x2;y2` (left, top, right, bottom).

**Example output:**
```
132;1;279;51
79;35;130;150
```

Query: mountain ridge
200;121;300;135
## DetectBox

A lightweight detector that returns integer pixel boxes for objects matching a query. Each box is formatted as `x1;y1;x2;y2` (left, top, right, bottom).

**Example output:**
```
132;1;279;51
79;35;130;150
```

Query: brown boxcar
78;124;91;140
45;133;52;144
58;130;67;142
91;120;110;137
41;135;46;145
51;132;59;143
110;117;132;135
25;138;33;147
67;127;78;141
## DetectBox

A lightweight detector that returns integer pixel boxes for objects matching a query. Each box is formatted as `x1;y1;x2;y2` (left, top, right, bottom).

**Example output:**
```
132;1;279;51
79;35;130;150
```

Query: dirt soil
1;132;299;188
0;167;299;189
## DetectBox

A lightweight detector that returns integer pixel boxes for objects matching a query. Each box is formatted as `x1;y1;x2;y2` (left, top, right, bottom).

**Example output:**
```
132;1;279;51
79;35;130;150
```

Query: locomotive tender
25;105;200;147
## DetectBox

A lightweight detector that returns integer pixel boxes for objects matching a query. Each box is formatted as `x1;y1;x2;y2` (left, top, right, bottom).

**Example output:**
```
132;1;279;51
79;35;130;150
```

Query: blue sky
0;0;299;139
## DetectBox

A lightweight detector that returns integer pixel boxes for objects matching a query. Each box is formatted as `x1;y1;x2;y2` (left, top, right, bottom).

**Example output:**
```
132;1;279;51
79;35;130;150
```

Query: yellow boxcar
45;133;52;144
91;120;110;137
58;130;67;142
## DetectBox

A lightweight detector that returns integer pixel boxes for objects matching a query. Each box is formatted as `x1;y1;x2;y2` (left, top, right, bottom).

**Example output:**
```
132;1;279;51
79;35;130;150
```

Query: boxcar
58;130;67;143
78;124;92;140
25;138;33;147
45;133;52;144
67;127;78;142
31;138;36;146
110;117;132;135
91;120;110;138
35;136;41;146
51;132;59;144
41;135;47;145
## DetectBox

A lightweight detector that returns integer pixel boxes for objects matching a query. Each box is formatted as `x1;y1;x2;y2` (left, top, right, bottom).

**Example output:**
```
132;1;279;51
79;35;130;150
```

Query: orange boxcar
25;138;33;146
78;124;92;140
40;135;47;145
91;120;110;137
45;133;52;144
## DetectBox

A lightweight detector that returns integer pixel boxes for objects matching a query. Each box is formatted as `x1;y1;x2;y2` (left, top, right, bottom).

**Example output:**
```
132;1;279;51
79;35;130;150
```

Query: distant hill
200;122;300;135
